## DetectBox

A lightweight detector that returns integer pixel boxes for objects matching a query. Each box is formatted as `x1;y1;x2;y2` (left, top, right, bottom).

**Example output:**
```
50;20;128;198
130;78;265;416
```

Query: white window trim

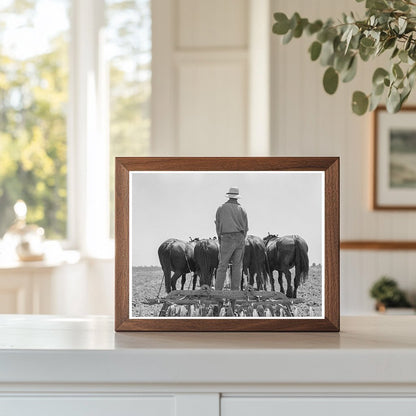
68;0;112;258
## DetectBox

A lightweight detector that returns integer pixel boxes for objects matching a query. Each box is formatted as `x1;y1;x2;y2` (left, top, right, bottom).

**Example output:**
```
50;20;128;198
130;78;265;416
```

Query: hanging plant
272;0;416;115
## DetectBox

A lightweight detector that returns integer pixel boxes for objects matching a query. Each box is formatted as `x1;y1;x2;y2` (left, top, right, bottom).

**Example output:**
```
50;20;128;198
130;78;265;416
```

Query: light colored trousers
215;232;245;290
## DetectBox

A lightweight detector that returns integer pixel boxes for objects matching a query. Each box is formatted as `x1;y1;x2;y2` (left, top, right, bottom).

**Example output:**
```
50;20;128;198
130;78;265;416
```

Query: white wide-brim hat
226;187;241;199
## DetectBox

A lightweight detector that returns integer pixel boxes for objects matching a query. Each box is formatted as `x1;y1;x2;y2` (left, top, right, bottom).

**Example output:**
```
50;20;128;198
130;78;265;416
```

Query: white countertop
0;315;415;387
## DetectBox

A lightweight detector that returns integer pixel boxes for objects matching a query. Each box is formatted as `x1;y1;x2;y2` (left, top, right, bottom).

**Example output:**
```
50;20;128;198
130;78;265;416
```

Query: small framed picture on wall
374;106;416;209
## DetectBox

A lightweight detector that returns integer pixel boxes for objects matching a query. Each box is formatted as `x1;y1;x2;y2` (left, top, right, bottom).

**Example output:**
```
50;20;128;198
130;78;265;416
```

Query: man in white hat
214;187;248;291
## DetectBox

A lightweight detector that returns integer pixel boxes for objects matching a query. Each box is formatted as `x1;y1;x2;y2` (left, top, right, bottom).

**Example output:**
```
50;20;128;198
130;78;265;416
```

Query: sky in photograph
130;171;324;266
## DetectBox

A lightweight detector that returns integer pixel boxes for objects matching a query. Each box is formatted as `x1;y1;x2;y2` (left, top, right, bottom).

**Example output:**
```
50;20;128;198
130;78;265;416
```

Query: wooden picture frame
373;106;416;210
115;157;339;332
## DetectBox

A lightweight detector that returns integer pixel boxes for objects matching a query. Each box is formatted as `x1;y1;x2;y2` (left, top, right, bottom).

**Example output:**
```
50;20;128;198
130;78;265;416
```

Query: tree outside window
0;0;70;239
0;0;151;242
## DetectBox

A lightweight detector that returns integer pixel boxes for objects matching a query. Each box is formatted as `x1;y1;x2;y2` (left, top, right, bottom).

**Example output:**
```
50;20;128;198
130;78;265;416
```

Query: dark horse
158;238;197;293
263;234;309;298
241;235;270;291
193;238;219;287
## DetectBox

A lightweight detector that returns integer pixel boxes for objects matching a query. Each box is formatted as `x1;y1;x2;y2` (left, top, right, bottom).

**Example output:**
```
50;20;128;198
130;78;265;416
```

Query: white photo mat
128;170;325;319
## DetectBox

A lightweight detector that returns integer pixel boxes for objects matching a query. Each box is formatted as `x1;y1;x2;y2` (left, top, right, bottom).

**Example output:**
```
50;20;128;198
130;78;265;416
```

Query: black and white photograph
129;170;324;319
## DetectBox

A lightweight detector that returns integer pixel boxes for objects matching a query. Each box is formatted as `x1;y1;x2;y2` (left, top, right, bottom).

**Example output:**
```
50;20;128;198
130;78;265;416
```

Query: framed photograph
115;157;339;332
374;106;416;209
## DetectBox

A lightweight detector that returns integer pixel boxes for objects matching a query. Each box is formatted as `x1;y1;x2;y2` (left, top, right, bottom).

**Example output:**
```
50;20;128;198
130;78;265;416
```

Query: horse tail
294;236;309;285
273;241;279;270
262;246;271;286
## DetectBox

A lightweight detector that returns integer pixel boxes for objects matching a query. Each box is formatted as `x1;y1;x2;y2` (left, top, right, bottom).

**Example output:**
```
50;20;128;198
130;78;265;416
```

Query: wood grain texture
325;158;340;331
115;160;130;330
341;241;416;250
373;106;416;210
114;157;340;332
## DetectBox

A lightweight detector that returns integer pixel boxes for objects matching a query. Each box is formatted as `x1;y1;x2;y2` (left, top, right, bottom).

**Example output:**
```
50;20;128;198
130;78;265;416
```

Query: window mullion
69;0;109;256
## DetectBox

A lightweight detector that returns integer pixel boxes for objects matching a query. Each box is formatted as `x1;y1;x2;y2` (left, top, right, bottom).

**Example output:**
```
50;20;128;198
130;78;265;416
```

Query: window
0;0;70;239
106;0;151;237
0;0;151;251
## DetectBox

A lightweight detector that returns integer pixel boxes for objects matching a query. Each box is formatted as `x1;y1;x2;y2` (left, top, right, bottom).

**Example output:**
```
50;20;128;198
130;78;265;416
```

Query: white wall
152;0;271;156
58;0;416;316
271;0;416;313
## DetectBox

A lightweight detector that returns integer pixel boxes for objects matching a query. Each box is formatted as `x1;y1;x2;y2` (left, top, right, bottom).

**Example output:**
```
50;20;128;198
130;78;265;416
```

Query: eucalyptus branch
272;0;416;114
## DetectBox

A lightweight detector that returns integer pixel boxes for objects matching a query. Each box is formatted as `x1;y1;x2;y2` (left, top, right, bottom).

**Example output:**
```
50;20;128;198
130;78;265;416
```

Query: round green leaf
372;68;389;86
400;88;411;107
334;52;350;72
409;64;416;75
323;67;339;95
393;0;409;11
307;20;323;35
367;0;388;11
373;82;385;96
290;12;301;30
317;30;328;43
369;92;383;112
409;45;416;61
399;50;408;63
273;13;290;35
387;88;401;113
393;63;404;79
293;18;308;38
384;37;396;50
408;64;416;82
352;91;369;115
320;41;335;66
359;44;375;62
391;47;399;59
342;56;357;83
282;29;293;45
309;41;322;61
405;34;413;51
360;37;375;48
349;31;361;49
408;70;416;89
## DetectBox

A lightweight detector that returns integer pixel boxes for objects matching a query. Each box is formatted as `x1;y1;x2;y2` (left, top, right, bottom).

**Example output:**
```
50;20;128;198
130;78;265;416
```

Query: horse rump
158;239;173;293
294;236;309;285
194;239;219;287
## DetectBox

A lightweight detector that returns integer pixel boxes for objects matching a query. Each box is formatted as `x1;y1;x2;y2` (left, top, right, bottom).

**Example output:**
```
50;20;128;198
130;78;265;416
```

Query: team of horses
157;234;309;299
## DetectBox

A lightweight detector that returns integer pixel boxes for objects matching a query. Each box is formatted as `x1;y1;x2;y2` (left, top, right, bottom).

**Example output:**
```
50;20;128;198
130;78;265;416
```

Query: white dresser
1;315;416;415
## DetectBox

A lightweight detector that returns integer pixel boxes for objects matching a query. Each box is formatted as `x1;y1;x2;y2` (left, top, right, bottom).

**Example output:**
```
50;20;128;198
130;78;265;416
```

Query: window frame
1;0;159;258
67;0;111;257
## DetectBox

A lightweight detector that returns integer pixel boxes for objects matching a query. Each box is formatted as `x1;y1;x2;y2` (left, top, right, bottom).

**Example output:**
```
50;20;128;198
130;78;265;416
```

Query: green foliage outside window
107;0;151;237
0;1;69;238
0;0;151;240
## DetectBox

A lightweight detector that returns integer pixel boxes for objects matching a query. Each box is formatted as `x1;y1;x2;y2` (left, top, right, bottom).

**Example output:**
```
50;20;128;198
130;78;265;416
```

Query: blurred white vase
3;200;45;261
